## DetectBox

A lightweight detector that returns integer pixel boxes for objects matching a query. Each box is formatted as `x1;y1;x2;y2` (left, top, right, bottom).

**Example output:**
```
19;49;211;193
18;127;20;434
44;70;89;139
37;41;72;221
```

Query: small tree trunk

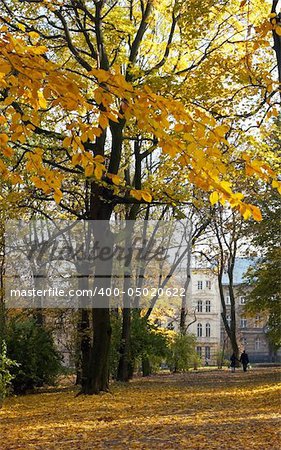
230;332;240;365
0;244;5;347
117;307;131;381
117;219;136;382
142;356;151;377
79;308;91;391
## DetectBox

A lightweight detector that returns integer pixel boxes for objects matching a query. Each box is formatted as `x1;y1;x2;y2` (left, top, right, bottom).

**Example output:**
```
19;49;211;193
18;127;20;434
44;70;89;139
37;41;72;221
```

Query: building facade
185;269;221;365
185;258;278;365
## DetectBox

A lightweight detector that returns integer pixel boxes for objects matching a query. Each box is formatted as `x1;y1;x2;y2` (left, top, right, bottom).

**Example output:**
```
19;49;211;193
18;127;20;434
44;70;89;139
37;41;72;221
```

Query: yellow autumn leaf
9;173;22;184
2;146;13;158
0;133;8;146
220;181;232;194
85;165;94;177
17;23;26;31
95;69;111;83
72;153;81;166
111;174;122;185
251;205;262;222
29;31;39;40
130;189;142;201
275;25;281;36
94;155;104;163
80;131;88;143
54;189;63;204
62;136;72;148
31;176;46;190
210;191;219;205
141;190;152;202
38;91;47;109
0;61;11;75
242;208;252;220
94;165;103;180
99;114;109;130
174;123;184;132
31;46;47;55
214;125;230;137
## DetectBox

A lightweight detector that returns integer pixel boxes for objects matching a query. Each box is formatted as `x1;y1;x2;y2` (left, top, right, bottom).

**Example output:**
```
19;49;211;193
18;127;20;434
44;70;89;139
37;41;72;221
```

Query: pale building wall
186;269;221;365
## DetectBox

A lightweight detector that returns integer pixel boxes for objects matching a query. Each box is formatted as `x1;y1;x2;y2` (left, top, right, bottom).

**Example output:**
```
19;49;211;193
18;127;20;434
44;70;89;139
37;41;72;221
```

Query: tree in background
167;332;197;373
244;187;281;355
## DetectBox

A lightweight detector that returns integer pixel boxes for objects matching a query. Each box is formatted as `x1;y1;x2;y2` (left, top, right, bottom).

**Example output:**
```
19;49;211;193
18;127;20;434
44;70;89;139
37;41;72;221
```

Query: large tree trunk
80;219;114;394
88;307;112;393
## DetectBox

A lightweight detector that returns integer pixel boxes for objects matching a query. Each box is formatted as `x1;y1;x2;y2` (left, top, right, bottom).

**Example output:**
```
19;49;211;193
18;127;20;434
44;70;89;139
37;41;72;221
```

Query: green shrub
6;318;62;394
166;332;197;372
130;314;168;374
0;341;17;406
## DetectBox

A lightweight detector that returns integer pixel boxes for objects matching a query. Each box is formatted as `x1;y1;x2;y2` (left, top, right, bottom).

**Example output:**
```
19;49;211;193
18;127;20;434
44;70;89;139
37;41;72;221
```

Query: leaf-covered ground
0;367;280;449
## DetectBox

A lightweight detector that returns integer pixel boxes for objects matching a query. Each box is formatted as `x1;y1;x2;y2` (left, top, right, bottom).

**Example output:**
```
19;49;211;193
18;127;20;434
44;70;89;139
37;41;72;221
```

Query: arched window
197;323;202;337
206;300;211;313
206;323;211;337
197;300;203;312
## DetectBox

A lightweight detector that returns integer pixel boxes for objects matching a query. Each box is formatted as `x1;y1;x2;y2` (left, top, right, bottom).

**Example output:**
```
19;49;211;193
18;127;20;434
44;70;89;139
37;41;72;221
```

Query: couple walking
230;350;249;372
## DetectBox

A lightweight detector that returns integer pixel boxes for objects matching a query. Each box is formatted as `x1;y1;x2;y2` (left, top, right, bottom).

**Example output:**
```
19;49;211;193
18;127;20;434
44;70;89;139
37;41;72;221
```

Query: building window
206;280;211;290
242;337;247;347
205;346;210;359
226;315;231;326
254;315;261;328
206;300;211;313
154;318;162;327
197;300;203;312
240;317;247;328
255;337;261;350
196;346;202;357
197;323;203;337
239;296;246;305
206;323;211;337
197;280;203;290
226;295;231;305
167;322;174;330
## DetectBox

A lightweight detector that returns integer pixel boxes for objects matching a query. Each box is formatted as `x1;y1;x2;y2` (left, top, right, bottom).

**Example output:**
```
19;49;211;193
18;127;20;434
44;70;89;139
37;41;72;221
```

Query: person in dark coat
240;350;249;372
230;353;237;372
